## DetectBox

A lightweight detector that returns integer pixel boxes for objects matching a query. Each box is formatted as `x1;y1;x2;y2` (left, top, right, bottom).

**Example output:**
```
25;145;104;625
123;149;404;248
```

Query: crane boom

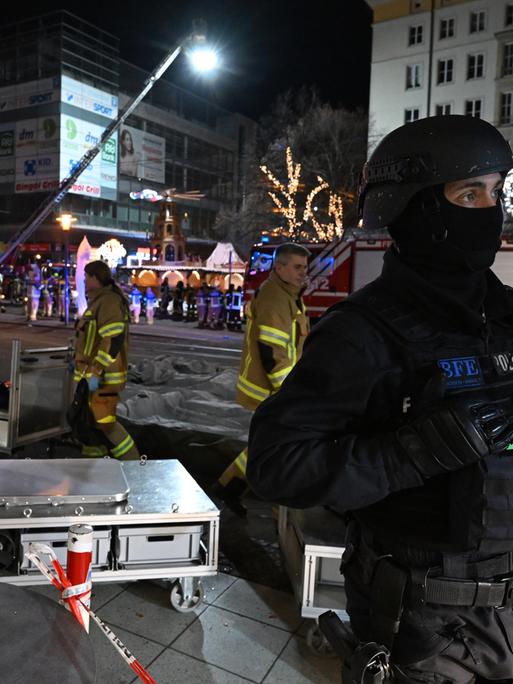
0;38;186;265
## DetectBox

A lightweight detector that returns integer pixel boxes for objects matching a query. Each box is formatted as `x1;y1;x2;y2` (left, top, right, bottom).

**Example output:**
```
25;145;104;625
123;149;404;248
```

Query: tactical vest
345;287;513;560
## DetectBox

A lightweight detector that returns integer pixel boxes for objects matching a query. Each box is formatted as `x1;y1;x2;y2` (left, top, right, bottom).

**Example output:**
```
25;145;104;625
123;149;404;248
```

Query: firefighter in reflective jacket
73;260;139;460
214;243;310;512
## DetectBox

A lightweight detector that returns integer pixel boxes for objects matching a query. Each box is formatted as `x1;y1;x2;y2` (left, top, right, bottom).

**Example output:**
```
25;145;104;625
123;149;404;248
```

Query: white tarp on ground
119;355;251;442
205;242;245;270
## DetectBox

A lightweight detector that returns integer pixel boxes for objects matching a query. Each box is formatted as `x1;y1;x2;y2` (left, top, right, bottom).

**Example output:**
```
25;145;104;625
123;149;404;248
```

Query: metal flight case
0;458;219;612
0;340;73;455
278;505;348;654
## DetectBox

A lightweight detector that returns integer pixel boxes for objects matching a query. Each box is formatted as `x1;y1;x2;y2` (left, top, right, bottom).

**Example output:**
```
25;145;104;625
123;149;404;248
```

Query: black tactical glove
396;396;513;478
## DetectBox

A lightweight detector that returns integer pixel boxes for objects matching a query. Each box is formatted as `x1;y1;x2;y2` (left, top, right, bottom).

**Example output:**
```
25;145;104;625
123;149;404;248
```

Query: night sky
4;0;373;121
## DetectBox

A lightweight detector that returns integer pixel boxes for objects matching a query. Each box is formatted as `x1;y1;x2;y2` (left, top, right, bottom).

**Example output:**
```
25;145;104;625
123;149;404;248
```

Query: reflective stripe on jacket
74;285;129;393
236;271;309;411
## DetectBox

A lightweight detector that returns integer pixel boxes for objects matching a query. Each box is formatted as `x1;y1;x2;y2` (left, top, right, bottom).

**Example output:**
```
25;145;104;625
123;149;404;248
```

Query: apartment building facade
366;0;513;152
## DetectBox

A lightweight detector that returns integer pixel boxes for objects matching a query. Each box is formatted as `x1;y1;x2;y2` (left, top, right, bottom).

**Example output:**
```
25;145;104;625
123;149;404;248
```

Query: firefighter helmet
358;115;513;231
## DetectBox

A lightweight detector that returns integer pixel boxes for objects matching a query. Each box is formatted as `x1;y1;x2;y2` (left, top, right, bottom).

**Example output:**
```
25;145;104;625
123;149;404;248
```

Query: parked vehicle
243;236;391;320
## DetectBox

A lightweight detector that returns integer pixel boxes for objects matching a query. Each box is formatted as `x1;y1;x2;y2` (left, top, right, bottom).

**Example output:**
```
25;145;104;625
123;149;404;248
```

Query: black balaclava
387;183;504;313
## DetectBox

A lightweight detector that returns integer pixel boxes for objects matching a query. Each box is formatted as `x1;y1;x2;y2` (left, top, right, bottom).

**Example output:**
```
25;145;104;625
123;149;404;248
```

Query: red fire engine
243;237;392;319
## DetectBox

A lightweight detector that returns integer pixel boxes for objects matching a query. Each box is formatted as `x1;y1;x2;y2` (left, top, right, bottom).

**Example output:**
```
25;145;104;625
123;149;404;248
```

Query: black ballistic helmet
358;115;513;231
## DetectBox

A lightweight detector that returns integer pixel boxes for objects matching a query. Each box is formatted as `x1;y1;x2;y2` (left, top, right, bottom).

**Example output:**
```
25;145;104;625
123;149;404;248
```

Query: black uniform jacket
247;248;513;554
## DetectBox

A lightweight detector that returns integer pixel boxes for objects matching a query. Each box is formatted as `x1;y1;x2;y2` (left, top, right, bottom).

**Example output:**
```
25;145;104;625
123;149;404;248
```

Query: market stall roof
205;242;245;270
123;263;245;274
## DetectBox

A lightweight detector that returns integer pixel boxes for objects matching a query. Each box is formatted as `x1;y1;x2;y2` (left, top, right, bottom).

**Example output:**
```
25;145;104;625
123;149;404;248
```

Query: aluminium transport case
278;505;348;653
0;458;219;612
0;340;74;454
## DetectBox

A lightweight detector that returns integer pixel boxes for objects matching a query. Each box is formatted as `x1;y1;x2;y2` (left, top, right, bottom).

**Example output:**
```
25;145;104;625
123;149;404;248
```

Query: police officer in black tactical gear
246;115;513;684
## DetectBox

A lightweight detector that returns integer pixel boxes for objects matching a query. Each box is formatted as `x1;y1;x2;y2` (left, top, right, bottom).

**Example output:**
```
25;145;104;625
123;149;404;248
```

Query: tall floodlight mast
0;19;219;266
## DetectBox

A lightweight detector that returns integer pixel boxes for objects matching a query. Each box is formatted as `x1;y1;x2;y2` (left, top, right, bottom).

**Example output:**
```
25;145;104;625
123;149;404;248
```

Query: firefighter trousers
82;390;140;460
218;447;248;487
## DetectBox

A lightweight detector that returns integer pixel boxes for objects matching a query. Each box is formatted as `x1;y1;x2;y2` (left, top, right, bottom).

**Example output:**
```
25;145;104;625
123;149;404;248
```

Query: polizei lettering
492;351;513;375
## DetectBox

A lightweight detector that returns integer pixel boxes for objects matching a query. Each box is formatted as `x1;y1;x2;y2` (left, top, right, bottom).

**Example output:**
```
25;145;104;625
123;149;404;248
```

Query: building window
406;63;422;89
467;53;484;79
470;10;486;34
501;93;513;125
439;17;455;39
504;44;513;76
405;108;420;123
408;24;423;46
435;103;452;115
506;4;513;26
465;99;482;117
437;58;454;84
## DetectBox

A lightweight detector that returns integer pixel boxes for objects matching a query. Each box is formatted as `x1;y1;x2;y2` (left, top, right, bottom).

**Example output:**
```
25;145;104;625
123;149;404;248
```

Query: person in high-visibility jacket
73;260;139;460
214;243;311;513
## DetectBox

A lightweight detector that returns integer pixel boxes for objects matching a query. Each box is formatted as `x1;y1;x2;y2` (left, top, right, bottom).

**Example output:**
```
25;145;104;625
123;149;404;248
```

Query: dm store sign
60;115;117;198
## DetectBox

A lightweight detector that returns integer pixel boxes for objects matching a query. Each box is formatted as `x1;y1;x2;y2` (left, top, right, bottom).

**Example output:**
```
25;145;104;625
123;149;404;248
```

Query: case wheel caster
170;578;204;612
306;622;336;658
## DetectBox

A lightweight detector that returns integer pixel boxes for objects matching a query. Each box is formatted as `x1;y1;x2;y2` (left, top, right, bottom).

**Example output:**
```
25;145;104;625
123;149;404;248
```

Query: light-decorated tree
302;176;344;242
212;86;369;252
260;147;302;238
260;147;344;242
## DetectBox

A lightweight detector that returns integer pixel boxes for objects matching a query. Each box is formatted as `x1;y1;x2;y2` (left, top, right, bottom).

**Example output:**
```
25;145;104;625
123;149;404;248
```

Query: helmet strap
420;187;447;242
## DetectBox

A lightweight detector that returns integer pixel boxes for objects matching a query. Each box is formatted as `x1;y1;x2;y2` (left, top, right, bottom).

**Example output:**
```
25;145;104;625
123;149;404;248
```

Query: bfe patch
437;356;483;388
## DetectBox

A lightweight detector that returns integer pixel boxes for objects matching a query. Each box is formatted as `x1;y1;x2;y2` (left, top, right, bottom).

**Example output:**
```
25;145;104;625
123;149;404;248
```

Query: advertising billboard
0;77;60;114
0;123;15;184
5;77;119;196
60;115;117;199
119;125;165;183
15;116;60;194
61;75;118;120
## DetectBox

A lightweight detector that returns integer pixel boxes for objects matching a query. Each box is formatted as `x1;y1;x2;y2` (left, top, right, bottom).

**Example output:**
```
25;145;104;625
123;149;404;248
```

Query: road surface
0;311;242;379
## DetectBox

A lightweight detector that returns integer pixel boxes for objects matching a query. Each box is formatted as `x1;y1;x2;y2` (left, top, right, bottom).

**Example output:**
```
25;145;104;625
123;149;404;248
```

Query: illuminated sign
15;117;60;193
61;76;118;120
59;115;117;198
0;130;14;157
0;77;59;113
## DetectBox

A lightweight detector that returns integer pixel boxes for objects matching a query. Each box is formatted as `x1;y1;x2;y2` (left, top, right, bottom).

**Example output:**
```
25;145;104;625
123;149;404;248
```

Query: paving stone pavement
0;309;341;682
30;573;341;683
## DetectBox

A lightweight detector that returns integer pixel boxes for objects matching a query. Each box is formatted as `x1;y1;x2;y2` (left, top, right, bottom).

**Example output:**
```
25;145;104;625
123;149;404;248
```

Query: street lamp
56;213;77;325
188;46;219;73
0;20;220;266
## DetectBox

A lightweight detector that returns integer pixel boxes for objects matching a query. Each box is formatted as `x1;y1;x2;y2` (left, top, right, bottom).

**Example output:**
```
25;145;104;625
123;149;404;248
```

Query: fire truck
244;237;513;320
243;236;392;319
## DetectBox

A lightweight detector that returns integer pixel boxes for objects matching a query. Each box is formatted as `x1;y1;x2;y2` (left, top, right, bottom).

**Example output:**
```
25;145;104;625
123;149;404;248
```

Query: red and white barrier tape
66;524;93;632
26;543;158;684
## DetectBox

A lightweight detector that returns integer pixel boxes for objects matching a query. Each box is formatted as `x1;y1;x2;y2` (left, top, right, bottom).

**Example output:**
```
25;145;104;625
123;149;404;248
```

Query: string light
260;147;303;237
260;147;345;242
